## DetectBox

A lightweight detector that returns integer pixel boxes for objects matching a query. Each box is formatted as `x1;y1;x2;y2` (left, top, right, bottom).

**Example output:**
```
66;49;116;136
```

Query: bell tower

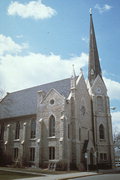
88;11;114;168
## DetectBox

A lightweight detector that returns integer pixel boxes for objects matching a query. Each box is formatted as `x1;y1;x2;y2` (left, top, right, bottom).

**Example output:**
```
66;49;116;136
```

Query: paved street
71;174;120;180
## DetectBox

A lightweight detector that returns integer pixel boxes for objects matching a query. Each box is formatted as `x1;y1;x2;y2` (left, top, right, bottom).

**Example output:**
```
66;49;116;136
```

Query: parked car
115;162;120;167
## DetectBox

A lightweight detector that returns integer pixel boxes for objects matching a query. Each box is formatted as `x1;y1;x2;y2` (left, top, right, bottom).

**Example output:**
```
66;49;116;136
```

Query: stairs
48;162;57;171
48;160;58;171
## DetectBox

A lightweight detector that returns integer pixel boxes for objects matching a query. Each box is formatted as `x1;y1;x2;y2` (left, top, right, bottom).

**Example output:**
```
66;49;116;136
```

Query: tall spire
88;10;102;86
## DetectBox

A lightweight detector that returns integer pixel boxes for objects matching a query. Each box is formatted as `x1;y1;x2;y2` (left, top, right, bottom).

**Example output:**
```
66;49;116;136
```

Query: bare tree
113;127;120;149
113;127;120;164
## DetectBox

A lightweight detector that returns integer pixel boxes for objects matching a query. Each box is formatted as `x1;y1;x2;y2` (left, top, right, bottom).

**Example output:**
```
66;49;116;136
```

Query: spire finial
71;64;76;90
89;8;92;15
72;64;76;77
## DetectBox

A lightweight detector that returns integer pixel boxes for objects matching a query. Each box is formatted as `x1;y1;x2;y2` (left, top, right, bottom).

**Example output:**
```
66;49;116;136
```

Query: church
0;12;114;170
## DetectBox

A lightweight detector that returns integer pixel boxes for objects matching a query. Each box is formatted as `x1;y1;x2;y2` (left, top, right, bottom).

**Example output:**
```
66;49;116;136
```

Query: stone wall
36;89;65;167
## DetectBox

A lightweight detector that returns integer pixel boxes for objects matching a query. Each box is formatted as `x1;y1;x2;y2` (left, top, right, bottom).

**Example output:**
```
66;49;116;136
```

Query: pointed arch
31;119;36;138
15;121;20;139
99;124;105;139
90;148;94;166
97;96;104;112
49;115;55;137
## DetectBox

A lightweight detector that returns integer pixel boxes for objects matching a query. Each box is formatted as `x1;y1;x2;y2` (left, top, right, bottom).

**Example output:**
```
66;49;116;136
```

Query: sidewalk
16;172;98;180
15;167;120;180
0;167;98;180
1;167;120;180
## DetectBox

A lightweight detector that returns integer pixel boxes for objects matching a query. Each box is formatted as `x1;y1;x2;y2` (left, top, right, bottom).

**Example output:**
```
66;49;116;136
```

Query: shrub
56;160;68;171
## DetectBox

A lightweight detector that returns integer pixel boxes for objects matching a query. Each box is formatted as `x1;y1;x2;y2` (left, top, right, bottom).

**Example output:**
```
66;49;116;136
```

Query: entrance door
90;148;94;170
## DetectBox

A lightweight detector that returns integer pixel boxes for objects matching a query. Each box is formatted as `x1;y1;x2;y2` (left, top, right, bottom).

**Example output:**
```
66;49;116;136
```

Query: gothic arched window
15;122;20;139
14;148;19;160
49;147;55;160
0;123;4;140
99;124;105;139
97;96;104;112
49;115;55;137
79;127;81;141
68;124;70;139
31;120;36;139
30;147;35;161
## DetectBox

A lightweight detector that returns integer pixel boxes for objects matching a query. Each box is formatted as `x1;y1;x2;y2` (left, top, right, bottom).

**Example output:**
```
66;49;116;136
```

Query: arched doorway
90;148;94;170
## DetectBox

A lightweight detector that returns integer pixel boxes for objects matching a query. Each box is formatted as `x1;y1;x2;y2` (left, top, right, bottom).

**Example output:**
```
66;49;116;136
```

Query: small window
100;153;107;161
49;115;55;137
50;99;54;105
80;106;86;116
79;128;81;141
99;124;105;139
14;148;19;160
97;96;104;112
49;147;55;160
100;153;103;160
31;120;36;139
104;153;107;161
15;122;20;139
68;124;70;139
61;111;64;116
30;147;35;161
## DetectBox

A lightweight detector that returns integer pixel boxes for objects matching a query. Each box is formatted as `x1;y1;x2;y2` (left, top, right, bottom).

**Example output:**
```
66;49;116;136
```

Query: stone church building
0;13;114;170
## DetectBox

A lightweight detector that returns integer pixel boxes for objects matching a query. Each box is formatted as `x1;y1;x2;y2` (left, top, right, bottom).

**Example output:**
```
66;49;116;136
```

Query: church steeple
88;10;102;86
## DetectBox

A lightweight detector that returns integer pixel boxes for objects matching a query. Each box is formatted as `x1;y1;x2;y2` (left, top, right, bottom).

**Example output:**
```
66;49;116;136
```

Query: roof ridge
9;77;71;94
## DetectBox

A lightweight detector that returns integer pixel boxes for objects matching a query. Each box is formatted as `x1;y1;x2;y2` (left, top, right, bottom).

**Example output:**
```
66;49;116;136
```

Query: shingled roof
0;78;71;120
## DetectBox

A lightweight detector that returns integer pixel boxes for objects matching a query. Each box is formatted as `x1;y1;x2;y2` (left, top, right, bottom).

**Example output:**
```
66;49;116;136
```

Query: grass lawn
0;170;42;180
0;166;76;175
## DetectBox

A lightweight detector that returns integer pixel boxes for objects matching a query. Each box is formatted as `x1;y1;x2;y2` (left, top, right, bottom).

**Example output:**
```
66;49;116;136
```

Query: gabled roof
0;78;71;120
41;88;65;104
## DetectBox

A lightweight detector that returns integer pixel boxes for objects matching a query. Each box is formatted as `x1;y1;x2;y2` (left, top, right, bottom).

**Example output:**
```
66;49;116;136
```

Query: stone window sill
48;136;56;139
100;139;106;142
14;139;20;142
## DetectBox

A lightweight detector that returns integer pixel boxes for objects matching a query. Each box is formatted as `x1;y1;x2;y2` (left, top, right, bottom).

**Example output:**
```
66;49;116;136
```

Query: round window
50;99;54;105
80;106;86;116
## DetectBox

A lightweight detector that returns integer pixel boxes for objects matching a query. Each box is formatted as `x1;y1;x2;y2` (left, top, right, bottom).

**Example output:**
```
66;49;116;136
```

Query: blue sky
0;0;120;130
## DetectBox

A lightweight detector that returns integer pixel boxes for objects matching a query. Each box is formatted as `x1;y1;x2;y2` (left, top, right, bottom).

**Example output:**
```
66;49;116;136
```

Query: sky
0;0;120;131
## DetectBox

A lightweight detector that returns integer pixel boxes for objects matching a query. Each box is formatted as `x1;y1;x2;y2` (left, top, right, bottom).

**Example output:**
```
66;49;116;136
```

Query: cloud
0;34;28;55
7;0;56;20
103;77;120;130
0;34;88;92
111;111;120;131
104;77;120;100
1;34;120;105
0;51;88;92
0;35;120;134
95;4;112;14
